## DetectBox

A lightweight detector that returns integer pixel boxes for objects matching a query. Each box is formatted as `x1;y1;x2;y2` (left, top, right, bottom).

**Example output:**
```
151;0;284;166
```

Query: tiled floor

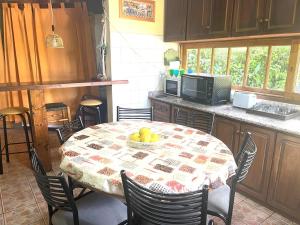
0;128;299;225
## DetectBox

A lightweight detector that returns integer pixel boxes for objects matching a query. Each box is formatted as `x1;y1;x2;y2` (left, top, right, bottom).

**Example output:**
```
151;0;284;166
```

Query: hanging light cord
49;0;55;32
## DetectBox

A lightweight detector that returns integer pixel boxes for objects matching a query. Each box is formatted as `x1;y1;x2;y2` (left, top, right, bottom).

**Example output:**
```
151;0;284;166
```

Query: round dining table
59;120;237;196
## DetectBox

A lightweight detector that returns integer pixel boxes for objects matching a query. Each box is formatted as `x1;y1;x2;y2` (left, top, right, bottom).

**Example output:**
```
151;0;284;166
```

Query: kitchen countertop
149;92;300;137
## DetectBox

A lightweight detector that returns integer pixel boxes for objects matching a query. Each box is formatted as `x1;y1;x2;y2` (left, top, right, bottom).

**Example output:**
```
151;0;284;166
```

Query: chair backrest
121;170;209;225
56;117;84;144
30;150;79;224
234;132;257;183
30;148;46;176
174;109;215;134
117;106;153;121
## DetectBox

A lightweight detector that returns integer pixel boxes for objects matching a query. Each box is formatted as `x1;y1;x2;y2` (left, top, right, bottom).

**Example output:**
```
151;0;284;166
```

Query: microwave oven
181;74;231;105
164;76;181;97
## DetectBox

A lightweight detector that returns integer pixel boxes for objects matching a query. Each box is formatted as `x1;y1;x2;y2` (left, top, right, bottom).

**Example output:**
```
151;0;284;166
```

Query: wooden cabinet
213;116;240;155
186;0;234;39
171;106;190;126
213;117;276;202
151;100;171;122
267;133;300;221
265;0;300;34
238;124;276;202
164;0;188;42
165;0;300;41
232;0;265;36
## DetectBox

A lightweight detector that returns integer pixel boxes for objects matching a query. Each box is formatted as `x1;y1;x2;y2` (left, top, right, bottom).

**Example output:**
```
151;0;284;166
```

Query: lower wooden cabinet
213;116;241;156
267;133;300;221
151;100;171;122
238;124;276;202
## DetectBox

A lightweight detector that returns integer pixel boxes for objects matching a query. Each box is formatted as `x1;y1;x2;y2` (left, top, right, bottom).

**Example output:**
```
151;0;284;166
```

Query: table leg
27;89;52;171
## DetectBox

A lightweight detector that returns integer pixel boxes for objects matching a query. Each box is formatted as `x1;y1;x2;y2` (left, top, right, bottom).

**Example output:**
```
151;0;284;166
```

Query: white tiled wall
109;31;176;121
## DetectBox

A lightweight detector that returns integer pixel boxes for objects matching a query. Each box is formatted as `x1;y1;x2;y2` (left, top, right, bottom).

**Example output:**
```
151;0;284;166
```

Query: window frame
181;38;300;103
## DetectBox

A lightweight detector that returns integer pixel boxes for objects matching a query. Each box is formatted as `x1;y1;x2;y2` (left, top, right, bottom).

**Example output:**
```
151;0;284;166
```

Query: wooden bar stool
0;107;33;163
79;96;102;127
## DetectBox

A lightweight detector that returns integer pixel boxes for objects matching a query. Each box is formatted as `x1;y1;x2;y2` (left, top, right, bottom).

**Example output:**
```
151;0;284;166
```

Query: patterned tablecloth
60;120;237;196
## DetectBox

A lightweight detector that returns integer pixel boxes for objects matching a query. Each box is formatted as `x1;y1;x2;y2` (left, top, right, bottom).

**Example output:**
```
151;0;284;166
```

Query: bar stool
79;96;102;127
0;107;33;163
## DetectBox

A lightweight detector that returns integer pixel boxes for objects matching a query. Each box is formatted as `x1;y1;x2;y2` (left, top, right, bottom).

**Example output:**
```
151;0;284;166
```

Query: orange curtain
0;2;96;118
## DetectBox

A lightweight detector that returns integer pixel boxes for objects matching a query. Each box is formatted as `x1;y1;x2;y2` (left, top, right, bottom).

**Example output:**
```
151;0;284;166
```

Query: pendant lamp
46;0;64;48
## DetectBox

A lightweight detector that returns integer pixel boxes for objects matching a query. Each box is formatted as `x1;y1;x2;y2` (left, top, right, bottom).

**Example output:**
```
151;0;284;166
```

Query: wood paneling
213;116;240;155
238;124;276;202
232;0;265;36
164;0;188;42
268;133;300;221
151;100;171;122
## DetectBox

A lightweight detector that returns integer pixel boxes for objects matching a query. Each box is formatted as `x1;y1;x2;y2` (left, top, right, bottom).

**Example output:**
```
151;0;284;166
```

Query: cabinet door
172;106;190;126
237;124;275;202
164;0;188;42
213;117;241;155
186;0;206;40
232;0;265;36
264;0;300;33
267;133;300;221
207;0;234;38
151;100;171;123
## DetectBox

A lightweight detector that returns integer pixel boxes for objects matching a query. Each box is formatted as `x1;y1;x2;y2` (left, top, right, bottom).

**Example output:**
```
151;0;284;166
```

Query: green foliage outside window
247;47;268;88
199;48;212;73
187;49;198;73
230;47;247;86
213;48;228;75
268;46;291;91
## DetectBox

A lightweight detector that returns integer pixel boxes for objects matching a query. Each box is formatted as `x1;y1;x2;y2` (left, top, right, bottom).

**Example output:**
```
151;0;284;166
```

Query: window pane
186;49;198;73
247;46;268;88
230;47;247;86
199;48;212;73
268;46;291;91
213;48;228;75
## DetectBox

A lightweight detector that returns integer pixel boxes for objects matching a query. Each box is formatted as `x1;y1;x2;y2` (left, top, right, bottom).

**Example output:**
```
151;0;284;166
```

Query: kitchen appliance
181;74;231;105
233;92;257;109
164;75;181;97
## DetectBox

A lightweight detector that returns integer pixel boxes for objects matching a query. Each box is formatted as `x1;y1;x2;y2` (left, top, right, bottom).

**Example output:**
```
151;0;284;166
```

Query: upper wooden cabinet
164;0;188;42
267;133;300;221
232;0;265;36
164;0;300;41
186;0;234;40
265;0;300;33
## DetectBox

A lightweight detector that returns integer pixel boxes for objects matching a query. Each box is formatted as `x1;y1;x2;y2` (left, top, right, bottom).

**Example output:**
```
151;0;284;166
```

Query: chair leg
3;116;9;163
79;106;85;128
96;106;101;124
20;114;31;160
25;111;34;144
0;138;3;174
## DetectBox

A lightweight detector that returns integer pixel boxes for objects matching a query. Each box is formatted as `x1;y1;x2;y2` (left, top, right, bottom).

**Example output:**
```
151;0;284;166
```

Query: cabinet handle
240;131;245;136
257;18;263;23
264;18;270;22
236;130;240;134
205;25;211;29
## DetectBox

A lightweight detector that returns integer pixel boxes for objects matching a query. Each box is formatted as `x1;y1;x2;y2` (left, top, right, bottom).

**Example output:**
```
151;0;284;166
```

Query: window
184;42;292;95
296;61;300;93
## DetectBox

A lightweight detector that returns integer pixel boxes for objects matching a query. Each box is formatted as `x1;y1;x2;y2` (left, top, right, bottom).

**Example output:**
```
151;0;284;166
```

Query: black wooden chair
175;109;215;134
56;117;84;145
117;106;153;121
121;170;214;225
207;132;257;225
30;149;127;225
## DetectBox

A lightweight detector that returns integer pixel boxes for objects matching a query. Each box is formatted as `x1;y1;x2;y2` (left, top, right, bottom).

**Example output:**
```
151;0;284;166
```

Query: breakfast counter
149;92;300;137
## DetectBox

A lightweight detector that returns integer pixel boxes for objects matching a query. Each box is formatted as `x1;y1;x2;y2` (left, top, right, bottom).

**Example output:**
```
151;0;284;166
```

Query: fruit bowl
127;127;161;150
127;139;161;150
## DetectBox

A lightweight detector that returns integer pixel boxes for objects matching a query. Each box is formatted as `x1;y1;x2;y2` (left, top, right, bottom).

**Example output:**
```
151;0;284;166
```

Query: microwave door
166;80;178;95
182;76;207;99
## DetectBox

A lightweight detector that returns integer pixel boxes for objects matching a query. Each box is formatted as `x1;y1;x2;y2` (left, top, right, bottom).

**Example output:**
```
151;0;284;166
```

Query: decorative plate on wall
119;0;155;22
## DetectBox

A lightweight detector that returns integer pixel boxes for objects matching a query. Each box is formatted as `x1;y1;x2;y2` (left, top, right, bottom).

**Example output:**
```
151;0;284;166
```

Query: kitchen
0;0;299;225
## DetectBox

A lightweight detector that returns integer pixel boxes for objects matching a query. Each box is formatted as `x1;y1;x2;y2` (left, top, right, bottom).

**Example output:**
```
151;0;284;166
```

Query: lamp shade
46;33;64;48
